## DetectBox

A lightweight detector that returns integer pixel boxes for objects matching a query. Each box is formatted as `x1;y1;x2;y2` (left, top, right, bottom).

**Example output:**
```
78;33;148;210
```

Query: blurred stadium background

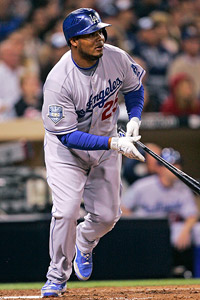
0;0;200;283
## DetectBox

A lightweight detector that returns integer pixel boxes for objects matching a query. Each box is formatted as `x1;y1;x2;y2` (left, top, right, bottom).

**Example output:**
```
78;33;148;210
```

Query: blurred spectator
8;29;41;76
0;0;28;41
14;72;43;119
14;24;42;75
39;31;69;83
134;0;168;18
96;0;131;17
0;39;23;121
62;0;97;12
161;73;200;116
45;0;61;21
78;0;98;9
194;14;200;35
28;4;58;42
113;7;138;53
121;147;200;276
167;5;184;44
150;11;179;55
133;16;174;111
178;0;196;25
167;24;200;99
121;148;198;224
11;0;32;20
7;31;25;55
105;16;131;52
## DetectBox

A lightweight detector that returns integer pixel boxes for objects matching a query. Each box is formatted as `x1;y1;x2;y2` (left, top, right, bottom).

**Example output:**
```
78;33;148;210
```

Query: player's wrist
130;117;140;124
108;137;112;149
109;137;118;150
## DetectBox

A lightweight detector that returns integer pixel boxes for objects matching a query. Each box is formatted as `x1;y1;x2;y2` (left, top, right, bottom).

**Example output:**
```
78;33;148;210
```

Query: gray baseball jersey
122;174;198;219
42;44;145;283
42;44;144;137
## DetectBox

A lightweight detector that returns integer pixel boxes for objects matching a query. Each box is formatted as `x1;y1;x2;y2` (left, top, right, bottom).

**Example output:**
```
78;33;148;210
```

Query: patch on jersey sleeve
48;105;65;124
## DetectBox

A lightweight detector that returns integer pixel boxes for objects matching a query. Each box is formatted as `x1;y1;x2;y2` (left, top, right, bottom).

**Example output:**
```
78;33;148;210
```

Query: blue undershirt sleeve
124;85;144;120
57;130;110;150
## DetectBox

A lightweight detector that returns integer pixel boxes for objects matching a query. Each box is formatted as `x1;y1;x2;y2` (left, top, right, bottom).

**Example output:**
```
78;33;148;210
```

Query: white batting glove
110;136;145;161
126;117;141;137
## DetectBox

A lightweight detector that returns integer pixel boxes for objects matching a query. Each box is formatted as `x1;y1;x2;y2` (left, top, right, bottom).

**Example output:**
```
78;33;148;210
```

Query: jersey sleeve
57;131;109;150
42;79;78;135
120;52;146;94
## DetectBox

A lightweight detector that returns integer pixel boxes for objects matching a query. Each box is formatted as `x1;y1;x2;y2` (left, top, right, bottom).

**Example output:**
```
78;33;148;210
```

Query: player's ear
70;37;79;47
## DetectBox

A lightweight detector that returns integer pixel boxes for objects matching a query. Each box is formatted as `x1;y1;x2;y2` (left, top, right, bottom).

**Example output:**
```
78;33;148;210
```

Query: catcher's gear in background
63;8;111;44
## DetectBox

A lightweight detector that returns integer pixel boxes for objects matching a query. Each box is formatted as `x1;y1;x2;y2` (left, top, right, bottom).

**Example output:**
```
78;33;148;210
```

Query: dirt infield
0;285;200;300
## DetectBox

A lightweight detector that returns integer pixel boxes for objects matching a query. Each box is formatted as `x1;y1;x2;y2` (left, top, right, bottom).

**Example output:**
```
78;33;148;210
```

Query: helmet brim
75;22;111;37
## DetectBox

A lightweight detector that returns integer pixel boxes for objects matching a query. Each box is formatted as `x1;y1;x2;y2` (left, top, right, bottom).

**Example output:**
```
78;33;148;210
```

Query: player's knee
52;205;80;220
98;208;121;227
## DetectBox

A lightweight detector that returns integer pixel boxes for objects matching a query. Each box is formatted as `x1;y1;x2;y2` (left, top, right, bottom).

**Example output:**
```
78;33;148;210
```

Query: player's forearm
57;130;110;150
175;215;199;250
57;132;144;160
182;215;199;233
121;205;133;216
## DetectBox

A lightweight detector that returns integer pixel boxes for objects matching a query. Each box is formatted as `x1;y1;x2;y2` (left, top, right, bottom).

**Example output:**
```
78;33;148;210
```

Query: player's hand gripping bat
118;128;200;195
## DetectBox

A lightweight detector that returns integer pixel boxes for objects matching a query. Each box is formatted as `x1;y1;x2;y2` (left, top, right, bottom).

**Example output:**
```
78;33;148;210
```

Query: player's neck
72;54;99;70
71;50;100;69
159;175;175;188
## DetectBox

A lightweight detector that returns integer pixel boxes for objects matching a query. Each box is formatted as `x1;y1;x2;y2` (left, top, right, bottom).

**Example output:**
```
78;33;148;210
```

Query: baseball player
41;8;145;297
121;147;199;250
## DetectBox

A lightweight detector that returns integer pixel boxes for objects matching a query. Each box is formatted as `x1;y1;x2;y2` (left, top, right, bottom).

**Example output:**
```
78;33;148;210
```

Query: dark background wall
0;217;172;282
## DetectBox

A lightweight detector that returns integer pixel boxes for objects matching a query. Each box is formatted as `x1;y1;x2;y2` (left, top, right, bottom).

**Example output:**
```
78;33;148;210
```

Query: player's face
71;29;105;65
159;163;181;185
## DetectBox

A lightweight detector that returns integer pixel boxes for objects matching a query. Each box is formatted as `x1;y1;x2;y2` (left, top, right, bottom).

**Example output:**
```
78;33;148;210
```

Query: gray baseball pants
44;133;122;283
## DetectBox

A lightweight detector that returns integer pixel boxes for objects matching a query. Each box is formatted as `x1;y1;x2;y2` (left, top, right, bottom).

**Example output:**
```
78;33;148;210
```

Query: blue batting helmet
161;148;182;165
63;8;111;45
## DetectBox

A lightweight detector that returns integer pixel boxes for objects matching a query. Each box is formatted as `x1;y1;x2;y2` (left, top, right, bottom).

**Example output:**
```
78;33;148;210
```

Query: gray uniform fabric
42;44;145;283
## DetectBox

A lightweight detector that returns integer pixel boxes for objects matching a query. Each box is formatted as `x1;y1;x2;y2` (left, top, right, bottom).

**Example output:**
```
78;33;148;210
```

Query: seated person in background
122;143;161;185
0;39;23;121
15;72;43;118
160;73;200;116
121;147;200;276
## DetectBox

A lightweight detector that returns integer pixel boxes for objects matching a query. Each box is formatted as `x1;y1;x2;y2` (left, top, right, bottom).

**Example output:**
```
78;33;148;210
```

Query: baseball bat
118;128;200;195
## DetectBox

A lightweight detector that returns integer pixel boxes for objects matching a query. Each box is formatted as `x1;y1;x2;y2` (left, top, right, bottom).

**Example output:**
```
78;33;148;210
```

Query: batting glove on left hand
126;117;141;137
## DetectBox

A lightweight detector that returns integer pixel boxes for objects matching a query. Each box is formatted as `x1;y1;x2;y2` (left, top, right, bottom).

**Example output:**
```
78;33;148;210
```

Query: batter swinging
41;8;146;297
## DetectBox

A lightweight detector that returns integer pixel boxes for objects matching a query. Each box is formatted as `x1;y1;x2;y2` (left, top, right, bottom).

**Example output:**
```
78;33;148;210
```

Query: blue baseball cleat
73;244;93;280
41;280;66;297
